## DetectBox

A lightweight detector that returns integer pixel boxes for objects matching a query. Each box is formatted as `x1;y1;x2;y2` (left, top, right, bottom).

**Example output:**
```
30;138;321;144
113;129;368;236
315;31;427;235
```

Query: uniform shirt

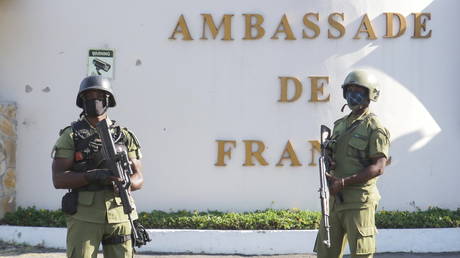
53;116;141;224
330;109;390;211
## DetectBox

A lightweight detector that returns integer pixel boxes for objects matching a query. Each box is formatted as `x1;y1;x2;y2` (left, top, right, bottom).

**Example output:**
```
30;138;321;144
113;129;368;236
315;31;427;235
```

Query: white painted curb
0;226;459;254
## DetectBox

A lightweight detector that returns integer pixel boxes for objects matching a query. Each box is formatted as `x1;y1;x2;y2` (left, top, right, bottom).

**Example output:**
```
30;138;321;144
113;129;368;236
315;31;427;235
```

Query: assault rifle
96;119;151;248
318;125;333;248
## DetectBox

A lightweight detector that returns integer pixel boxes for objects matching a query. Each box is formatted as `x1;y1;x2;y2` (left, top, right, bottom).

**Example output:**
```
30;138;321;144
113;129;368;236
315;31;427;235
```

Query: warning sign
87;49;115;79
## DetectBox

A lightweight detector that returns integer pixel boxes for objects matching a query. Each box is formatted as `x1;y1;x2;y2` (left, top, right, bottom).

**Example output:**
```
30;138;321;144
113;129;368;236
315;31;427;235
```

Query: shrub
137;209;321;230
2;206;459;229
376;207;460;228
2;207;66;227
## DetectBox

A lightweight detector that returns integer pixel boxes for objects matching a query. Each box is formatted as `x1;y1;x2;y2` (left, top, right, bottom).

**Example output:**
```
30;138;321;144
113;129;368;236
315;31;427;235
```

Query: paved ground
1;241;459;258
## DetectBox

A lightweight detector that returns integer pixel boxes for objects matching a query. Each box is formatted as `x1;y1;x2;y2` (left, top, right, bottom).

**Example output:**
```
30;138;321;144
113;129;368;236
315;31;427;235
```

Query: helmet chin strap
341;103;369;113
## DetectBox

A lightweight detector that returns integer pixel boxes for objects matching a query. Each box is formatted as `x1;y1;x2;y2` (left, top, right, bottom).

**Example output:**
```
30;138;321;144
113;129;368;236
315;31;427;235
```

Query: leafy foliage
376;207;460;228
137;208;320;230
1;207;66;227
2;206;459;229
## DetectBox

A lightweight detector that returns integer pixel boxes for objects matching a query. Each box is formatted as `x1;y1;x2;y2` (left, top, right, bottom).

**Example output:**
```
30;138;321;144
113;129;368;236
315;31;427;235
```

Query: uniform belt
75;184;113;192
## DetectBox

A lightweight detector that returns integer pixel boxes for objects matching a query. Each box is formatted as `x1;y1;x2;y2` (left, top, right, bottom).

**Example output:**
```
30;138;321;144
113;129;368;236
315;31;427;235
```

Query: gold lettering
309;76;330;102
271;14;296;40
276;140;302;167
169;14;193;40
384;13;406;38
201;14;234;41
243;14;265;40
308;140;321;166
328;13;345;39
412;13;432;38
243;140;269;166
278;77;303;103
353;14;377;40
303;13;320;39
215;140;237;166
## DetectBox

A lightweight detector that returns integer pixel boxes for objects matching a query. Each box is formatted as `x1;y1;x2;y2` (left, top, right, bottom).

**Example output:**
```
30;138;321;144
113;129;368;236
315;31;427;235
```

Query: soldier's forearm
52;158;90;189
129;159;144;191
129;173;143;191
52;171;89;189
343;157;386;187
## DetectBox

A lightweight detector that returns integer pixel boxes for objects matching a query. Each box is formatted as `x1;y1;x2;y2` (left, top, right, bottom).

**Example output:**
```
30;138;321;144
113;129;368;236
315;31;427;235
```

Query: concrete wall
0;0;458;212
1;226;460;254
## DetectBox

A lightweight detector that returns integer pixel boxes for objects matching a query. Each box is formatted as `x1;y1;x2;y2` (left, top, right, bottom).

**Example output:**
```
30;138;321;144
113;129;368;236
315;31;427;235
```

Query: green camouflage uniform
314;109;390;258
53;116;141;258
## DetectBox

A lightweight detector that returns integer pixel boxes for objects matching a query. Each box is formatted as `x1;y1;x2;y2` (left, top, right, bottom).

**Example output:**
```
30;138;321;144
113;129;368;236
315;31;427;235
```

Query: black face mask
83;98;108;117
345;91;369;111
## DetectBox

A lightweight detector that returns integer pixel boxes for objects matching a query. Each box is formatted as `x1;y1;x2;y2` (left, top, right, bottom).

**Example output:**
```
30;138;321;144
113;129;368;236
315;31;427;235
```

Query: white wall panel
0;0;457;212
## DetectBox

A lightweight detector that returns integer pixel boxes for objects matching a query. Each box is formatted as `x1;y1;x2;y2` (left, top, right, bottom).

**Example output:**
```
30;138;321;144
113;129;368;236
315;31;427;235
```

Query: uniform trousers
314;203;378;258
66;216;133;258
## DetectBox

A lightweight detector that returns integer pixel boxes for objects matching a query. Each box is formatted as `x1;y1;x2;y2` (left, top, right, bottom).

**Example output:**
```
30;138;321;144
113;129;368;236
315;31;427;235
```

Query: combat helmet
76;76;116;108
341;70;380;102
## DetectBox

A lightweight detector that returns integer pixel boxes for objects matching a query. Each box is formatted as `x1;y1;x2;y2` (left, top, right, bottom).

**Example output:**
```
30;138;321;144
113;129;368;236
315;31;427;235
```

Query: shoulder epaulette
365;113;382;130
365;113;390;139
333;115;348;126
59;125;71;136
122;127;141;148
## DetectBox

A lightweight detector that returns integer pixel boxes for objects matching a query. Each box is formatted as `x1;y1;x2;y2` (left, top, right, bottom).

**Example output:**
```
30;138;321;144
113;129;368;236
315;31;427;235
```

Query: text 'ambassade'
169;13;432;41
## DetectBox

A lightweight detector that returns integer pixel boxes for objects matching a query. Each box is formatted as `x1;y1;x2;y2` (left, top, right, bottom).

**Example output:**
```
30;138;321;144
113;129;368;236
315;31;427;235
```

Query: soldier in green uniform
52;76;144;258
314;70;390;258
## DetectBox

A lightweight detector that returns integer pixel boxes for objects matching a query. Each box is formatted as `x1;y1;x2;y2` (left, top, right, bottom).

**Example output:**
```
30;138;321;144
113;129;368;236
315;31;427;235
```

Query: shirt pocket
78;191;95;206
114;195;136;209
347;136;368;160
115;196;122;206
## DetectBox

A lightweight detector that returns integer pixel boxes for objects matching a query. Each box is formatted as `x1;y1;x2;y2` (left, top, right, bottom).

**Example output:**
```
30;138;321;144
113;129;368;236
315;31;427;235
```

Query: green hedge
376;208;460;228
1;207;459;229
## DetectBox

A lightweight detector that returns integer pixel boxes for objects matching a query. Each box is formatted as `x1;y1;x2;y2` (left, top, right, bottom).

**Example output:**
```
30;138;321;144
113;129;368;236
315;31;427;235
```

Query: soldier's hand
326;173;344;195
329;160;336;170
84;169;120;185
